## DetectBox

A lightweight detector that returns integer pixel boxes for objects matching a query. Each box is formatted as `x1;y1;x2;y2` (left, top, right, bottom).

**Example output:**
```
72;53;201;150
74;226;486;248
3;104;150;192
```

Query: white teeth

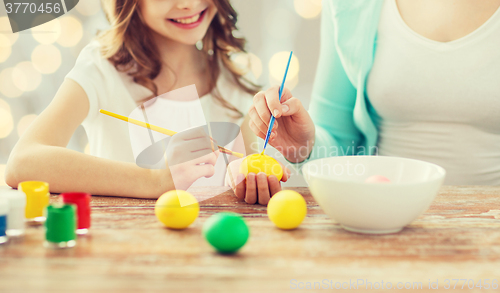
171;13;201;24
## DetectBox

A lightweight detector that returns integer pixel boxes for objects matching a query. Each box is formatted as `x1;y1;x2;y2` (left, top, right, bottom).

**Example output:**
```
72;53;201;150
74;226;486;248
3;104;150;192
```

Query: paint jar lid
61;192;91;230
45;204;77;243
61;192;90;212
0;189;27;208
18;181;49;197
0;198;9;215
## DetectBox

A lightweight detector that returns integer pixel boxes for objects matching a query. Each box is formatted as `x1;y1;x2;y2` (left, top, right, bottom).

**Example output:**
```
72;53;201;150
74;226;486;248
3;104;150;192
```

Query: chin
178;35;207;45
159;32;206;46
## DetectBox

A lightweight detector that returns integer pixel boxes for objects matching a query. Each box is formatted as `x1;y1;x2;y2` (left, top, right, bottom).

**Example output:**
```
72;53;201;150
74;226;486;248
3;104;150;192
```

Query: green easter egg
203;212;249;254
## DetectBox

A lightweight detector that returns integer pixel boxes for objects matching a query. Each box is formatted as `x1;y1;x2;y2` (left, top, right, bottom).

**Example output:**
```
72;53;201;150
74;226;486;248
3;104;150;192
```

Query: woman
231;0;500;202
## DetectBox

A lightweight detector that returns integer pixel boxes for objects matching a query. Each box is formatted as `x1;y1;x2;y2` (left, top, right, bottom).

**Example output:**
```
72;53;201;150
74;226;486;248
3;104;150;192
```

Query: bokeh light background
0;0;322;187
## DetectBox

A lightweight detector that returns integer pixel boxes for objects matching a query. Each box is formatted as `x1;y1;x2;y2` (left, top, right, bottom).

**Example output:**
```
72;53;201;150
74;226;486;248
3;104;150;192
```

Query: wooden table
1;186;499;292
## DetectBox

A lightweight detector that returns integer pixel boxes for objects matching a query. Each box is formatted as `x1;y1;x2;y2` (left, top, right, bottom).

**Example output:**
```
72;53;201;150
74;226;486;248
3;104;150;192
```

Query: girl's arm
5;79;171;198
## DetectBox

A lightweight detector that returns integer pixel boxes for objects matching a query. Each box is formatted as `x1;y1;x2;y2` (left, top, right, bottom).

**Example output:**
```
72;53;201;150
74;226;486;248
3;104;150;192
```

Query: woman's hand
225;158;291;205
249;86;315;163
163;126;220;191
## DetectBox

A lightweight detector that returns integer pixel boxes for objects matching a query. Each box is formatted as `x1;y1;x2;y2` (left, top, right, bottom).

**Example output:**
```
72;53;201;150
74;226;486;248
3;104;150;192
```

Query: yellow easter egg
239;153;283;181
267;190;307;230
155;190;199;229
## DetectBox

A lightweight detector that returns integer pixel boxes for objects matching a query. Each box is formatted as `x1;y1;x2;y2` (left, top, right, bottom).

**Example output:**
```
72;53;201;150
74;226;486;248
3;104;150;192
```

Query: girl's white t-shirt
65;40;253;188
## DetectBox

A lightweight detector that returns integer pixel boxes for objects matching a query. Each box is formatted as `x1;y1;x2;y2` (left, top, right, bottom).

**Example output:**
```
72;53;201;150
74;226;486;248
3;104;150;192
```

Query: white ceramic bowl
302;156;446;234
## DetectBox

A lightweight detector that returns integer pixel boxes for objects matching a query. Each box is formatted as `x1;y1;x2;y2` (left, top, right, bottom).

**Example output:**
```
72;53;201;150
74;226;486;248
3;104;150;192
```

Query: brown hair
98;0;259;117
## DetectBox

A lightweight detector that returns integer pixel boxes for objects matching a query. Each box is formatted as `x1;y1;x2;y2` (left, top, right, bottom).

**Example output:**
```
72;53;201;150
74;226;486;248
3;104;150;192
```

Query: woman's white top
66;40;253;188
367;0;500;185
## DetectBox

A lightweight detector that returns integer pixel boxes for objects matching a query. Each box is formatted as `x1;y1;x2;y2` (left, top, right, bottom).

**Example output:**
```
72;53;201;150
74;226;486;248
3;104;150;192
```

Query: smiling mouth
168;9;207;25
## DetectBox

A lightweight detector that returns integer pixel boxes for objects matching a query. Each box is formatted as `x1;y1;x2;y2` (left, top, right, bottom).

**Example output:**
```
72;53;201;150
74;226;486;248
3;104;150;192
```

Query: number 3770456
5;2;61;14
443;279;498;290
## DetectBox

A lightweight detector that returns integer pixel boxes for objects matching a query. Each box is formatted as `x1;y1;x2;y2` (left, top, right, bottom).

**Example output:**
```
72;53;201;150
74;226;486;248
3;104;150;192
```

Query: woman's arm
5;79;169;198
246;3;364;166
306;2;363;161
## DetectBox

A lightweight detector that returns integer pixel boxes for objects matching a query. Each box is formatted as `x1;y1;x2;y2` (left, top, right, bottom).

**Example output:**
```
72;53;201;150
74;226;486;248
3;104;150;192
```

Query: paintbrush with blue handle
261;51;293;155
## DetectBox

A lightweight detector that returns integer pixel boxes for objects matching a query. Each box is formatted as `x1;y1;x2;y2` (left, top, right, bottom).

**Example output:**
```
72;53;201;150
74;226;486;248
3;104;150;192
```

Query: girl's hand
163;126;220;191
225;158;291;205
249;86;315;163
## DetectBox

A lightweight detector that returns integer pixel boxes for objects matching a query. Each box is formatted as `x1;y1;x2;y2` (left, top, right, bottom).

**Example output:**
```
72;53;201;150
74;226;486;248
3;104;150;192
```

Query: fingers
248;108;279;140
234;174;246;201
280;96;303;117
249;119;266;140
252;90;281;127
240;172;287;205
245;173;257;204
248;105;271;133
263;86;282;118
250;88;290;139
226;159;246;200
265;86;293;119
186;135;215;152
280;163;291;182
175;125;208;141
227;156;291;205
191;163;216;179
253;92;272;129
213;149;220;160
191;148;218;166
256;172;271;205
168;129;216;166
268;175;282;196
185;134;219;165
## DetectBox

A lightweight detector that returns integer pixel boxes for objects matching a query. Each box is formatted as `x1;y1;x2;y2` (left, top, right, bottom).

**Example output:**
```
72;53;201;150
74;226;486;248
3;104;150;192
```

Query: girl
238;0;500;201
5;0;289;199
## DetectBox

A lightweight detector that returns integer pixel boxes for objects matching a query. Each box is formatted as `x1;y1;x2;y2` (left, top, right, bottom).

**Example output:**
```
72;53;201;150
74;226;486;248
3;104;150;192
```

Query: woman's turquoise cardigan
301;0;385;165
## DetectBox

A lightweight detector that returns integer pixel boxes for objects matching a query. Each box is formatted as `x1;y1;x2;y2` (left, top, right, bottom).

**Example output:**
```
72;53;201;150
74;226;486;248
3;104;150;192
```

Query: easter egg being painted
155;190;199;229
203;212;249;254
239;153;283;181
267;190;307;230
365;175;391;183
